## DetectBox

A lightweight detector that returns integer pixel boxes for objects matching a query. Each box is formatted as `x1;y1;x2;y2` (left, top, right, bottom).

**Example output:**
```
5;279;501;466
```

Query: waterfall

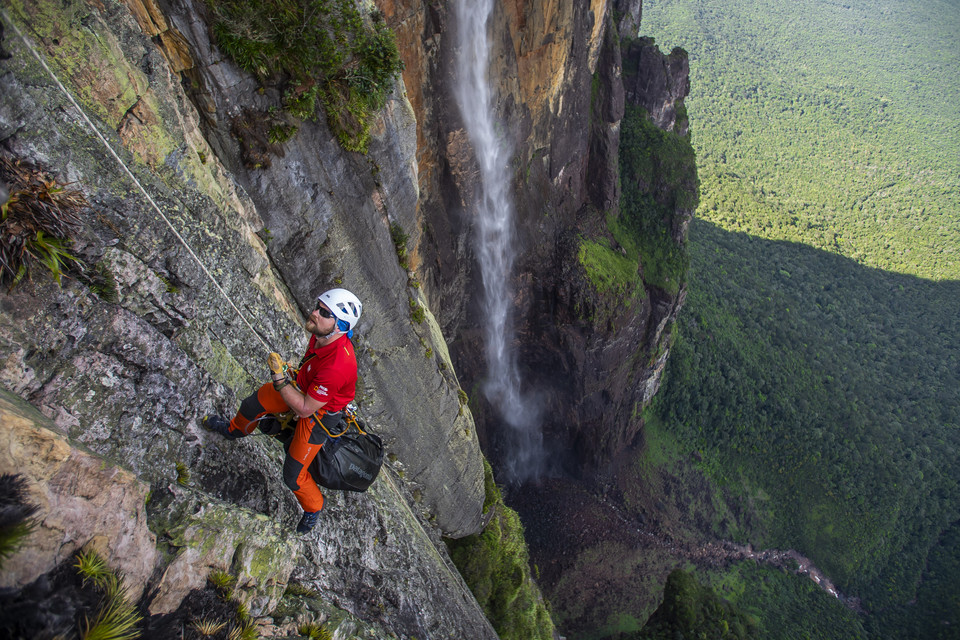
454;0;544;481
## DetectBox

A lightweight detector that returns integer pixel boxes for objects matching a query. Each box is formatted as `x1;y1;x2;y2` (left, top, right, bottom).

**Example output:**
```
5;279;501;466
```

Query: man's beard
306;319;336;338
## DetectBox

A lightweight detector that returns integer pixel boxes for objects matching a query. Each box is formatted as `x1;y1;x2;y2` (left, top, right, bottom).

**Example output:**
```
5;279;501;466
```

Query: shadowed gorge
514;0;960;636
654;220;960;634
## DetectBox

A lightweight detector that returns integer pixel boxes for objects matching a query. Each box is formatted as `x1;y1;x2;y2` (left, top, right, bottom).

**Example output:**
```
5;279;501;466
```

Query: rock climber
203;288;362;534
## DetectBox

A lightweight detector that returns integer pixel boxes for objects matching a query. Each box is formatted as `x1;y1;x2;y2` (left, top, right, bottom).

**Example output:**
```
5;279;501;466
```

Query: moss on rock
578;235;645;301
445;460;556;640
146;485;297;615
206;0;404;153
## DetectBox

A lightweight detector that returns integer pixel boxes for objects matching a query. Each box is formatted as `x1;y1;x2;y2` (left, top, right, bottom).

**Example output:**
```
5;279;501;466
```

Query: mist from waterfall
454;0;544;482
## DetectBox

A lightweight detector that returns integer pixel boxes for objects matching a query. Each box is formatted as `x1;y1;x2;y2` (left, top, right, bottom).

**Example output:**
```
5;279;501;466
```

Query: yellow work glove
267;352;286;375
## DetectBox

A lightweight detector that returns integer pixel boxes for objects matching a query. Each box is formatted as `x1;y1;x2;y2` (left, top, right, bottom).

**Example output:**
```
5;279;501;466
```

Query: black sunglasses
315;302;335;319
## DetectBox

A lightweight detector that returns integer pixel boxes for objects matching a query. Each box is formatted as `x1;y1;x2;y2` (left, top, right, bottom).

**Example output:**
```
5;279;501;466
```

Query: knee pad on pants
239;392;266;421
282;454;304;492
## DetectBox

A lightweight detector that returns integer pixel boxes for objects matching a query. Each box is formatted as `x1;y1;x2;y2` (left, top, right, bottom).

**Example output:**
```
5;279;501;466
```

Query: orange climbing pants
227;382;328;513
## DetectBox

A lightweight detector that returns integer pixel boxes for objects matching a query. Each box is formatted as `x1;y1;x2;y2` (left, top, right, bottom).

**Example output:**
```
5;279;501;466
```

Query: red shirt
297;334;357;413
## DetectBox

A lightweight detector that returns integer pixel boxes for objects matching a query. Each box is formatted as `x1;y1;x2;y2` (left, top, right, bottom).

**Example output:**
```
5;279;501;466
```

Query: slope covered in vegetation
637;0;960;636
446;461;555;640
654;223;959;634
643;0;960;279
630;569;756;640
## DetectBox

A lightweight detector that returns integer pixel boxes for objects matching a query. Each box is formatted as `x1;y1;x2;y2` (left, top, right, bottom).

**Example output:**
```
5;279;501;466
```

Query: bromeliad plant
0;155;85;287
73;550;143;640
0;474;39;569
299;621;333;640
74;549;112;589
208;568;237;599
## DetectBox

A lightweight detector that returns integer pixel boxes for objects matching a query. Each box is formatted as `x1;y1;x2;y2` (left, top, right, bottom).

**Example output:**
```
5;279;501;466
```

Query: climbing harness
251;369;383;492
308;405;383;492
248;355;367;441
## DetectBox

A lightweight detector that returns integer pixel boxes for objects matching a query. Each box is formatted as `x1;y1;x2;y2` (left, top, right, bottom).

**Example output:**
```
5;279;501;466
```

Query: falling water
454;0;544;481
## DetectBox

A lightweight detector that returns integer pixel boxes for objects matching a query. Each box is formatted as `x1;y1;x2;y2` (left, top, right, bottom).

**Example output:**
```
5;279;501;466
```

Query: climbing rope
1;9;275;356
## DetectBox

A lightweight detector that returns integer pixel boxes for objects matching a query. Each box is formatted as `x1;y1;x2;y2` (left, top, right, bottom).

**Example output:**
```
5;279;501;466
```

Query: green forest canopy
644;0;960;280
636;0;960;638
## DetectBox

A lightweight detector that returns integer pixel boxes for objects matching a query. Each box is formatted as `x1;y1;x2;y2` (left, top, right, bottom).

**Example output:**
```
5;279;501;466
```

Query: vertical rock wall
0;0;697;633
381;0;694;473
1;0;486;536
0;0;497;635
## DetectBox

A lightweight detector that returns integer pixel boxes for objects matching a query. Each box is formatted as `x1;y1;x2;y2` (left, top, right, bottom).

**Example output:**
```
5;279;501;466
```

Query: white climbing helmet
318;288;363;332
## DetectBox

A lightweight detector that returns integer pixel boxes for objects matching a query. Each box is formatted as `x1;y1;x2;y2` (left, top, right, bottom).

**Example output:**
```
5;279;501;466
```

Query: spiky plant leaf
74;550;111;590
175;462;190;486
208;569;236;598
191;618;228;636
0;155;87;286
298;622;332;640
283;581;319;597
0;474;39;567
80;573;142;640
227;619;259;640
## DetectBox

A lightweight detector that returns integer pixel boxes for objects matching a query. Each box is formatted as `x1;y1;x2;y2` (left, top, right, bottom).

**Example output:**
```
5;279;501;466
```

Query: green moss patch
577;236;644;301
633;569;757;640
617;98;698;295
207;0;404;153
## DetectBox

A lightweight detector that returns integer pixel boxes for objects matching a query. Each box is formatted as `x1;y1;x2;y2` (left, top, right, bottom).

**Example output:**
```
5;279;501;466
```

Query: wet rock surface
385;0;693;477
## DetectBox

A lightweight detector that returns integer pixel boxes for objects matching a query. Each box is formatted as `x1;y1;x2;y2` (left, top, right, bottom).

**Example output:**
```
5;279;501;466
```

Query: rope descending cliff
2;9;276;360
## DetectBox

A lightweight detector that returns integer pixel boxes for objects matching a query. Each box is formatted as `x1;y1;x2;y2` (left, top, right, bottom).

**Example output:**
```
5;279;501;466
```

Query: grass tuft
208;569;237;599
79;572;143;640
0;474;39;568
409;299;425;324
235;600;250;622
175;462;190;486
284;581;319;597
191;618;228;636
390;222;409;269
267;123;299;144
226;619;258;640
87;261;120;303
74;550;112;590
299;621;332;640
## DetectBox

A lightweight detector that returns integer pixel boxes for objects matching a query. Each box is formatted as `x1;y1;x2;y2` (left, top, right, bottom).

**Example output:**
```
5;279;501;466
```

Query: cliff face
0;0;694;635
0;0;493;636
381;0;693;472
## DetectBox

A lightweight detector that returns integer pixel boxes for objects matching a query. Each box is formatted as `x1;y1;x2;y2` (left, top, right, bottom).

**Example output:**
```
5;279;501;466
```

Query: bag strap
343;411;368;435
314;410;348;438
298;351;317;369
